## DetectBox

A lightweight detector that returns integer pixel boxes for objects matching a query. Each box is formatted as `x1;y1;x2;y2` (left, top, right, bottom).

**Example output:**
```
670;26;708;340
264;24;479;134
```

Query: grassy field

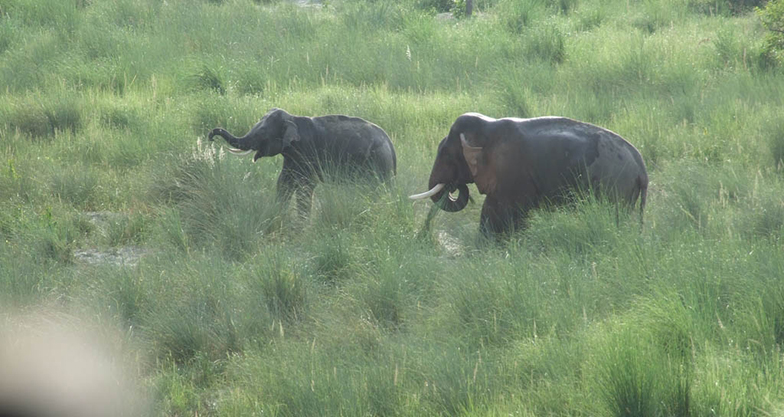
1;0;784;415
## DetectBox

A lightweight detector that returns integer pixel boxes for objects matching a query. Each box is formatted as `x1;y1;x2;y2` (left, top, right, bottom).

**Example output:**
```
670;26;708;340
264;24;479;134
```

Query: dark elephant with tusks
209;108;397;217
410;113;648;238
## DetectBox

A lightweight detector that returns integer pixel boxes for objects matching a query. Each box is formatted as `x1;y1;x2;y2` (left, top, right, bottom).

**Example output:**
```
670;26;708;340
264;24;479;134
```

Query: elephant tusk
409;183;446;200
227;148;253;156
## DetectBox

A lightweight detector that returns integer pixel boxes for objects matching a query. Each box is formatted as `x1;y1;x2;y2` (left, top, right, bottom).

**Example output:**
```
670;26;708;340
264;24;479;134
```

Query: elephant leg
277;158;317;220
479;198;507;238
479;198;529;239
276;170;299;209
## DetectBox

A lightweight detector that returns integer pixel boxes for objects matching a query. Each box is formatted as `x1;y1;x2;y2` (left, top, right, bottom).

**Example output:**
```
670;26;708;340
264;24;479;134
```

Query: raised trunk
208;128;249;150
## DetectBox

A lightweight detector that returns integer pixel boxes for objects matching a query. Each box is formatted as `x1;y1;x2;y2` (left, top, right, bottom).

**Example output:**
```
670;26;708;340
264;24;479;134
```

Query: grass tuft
311;233;354;285
6;101;51;138
361;268;405;329
591;325;691;417
106;212;150;246
257;253;307;322
497;0;547;34
766;116;784;168
49;165;102;210
150;140;280;259
191;64;226;95
4;95;82;138
526;23;566;64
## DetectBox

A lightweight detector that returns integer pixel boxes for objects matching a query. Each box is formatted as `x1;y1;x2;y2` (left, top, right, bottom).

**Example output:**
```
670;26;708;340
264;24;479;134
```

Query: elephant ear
282;119;300;148
461;133;497;195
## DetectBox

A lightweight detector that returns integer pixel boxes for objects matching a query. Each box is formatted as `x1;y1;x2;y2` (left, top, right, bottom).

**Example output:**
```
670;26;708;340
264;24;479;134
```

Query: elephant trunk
428;175;469;212
208;128;250;150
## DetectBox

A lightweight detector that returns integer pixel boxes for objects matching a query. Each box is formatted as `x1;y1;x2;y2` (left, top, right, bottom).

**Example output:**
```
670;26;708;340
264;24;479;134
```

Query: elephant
209;108;396;217
410;112;648;238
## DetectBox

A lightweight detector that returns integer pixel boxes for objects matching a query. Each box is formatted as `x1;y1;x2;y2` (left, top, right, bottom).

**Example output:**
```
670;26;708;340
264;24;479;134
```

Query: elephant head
410;114;502;212
208;108;300;162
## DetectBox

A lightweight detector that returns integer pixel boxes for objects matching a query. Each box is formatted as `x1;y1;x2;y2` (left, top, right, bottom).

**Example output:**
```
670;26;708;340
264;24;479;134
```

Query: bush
758;0;784;67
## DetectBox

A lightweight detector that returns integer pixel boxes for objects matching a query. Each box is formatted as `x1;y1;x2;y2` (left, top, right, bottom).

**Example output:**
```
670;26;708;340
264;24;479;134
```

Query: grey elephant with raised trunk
209;108;396;217
410;112;648;238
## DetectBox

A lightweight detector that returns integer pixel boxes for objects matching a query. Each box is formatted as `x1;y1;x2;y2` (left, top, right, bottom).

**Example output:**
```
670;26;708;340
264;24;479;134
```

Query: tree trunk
466;0;473;17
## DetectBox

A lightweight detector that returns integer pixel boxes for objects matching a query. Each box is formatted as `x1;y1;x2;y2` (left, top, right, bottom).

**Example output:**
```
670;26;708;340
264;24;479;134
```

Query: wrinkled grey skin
209;108;396;216
423;113;648;238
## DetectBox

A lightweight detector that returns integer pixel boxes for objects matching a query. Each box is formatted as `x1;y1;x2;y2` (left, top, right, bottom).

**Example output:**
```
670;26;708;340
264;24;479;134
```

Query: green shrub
713;25;743;68
758;0;784;67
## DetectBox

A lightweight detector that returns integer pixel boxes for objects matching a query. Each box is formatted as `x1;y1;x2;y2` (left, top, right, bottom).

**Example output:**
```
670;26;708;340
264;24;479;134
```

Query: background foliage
1;0;784;415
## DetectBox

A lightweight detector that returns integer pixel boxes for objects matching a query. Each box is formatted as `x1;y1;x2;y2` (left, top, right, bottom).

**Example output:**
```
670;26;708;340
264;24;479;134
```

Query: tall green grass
1;0;784;415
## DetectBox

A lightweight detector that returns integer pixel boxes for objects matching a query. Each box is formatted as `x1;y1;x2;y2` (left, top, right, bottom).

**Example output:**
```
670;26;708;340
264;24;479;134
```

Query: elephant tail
637;174;648;229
